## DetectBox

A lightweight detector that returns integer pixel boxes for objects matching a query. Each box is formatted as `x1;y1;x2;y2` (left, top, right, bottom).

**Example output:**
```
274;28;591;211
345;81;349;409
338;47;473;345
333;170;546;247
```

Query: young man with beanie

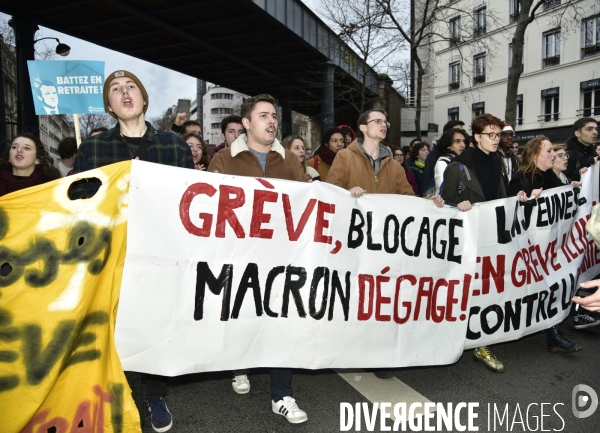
208;94;308;425
73;70;194;433
564;117;598;181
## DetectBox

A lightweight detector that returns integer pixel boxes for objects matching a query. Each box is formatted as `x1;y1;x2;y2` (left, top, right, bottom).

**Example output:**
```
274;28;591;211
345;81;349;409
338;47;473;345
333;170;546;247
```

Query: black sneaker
573;313;600;330
148;396;173;432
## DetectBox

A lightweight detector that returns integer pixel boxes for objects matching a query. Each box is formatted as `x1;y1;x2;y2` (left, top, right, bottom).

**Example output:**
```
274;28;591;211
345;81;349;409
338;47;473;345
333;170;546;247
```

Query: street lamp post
9;17;38;136
8;17;71;136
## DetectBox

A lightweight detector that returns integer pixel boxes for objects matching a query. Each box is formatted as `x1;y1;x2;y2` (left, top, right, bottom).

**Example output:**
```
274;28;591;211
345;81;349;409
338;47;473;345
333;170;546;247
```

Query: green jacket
441;147;506;206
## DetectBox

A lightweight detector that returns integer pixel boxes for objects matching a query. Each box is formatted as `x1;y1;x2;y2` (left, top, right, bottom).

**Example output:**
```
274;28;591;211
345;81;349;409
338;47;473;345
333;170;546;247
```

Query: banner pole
73;114;82;147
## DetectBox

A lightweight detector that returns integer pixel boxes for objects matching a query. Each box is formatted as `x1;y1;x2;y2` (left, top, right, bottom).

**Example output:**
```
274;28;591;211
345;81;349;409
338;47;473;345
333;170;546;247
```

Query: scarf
0;167;47;197
315;144;338;167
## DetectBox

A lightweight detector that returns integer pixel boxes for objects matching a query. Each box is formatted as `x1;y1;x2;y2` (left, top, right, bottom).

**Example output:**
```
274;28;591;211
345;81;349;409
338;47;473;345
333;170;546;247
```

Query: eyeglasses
500;132;514;138
479;132;501;140
555;153;569;159
366;119;391;128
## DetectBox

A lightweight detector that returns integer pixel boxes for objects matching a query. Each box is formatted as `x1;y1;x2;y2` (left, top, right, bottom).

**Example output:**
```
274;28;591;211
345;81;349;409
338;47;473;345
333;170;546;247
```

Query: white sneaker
272;396;308;424
232;374;250;394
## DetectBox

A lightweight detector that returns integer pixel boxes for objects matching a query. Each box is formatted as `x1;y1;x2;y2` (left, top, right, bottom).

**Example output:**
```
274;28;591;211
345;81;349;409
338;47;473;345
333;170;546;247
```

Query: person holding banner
441;113;509;373
507;137;583;352
73;70;194;433
0;133;60;197
325;109;418;199
208;94;308;425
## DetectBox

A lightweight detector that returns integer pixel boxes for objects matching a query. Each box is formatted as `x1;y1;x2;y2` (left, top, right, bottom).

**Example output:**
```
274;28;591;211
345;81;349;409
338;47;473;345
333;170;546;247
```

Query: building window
448;107;460;122
211;123;221;129
509;0;520;24
473;54;486;84
450;17;461;45
543;0;561;11
449;62;460;90
543;30;561;67
582;16;600;58
474;7;486;37
540;88;560;122
472;102;485;116
582;88;600;117
211;93;233;100
211;108;233;115
516;94;523;125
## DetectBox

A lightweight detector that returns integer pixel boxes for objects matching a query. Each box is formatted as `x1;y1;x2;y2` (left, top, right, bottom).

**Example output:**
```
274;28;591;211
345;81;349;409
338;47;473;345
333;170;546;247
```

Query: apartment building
431;0;599;143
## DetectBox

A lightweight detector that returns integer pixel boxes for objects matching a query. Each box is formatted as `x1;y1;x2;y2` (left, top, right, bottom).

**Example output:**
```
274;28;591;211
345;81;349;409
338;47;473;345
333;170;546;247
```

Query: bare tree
505;0;586;127
64;114;114;139
375;0;501;139
318;0;403;114
149;108;176;132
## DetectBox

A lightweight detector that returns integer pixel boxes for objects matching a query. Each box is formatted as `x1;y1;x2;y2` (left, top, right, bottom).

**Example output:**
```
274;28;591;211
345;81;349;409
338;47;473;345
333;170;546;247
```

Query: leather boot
546;326;582;353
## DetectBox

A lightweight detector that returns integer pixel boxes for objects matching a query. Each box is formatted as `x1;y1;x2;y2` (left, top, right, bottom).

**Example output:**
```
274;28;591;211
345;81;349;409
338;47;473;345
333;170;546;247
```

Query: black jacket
507;170;563;197
565;136;596;181
441;147;506;206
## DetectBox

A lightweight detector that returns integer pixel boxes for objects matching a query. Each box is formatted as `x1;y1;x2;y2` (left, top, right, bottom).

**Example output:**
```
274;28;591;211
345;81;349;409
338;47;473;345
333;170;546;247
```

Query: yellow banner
0;161;139;432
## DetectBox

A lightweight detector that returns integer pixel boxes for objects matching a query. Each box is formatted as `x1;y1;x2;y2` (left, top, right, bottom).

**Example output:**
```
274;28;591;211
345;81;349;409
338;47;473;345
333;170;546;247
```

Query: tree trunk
505;0;538;126
414;50;424;140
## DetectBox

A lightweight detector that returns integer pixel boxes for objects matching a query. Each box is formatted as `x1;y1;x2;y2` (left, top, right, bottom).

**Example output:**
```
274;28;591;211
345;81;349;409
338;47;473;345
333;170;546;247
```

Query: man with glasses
441;113;507;374
327;109;443;380
497;123;519;189
325;109;415;197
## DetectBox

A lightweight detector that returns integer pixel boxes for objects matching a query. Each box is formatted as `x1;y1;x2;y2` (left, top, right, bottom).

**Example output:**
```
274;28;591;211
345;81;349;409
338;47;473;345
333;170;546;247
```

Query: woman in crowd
282;135;320;181
0;133;59;197
183;132;208;170
392;145;418;195
307;127;344;180
337;124;356;148
507;137;582;353
552;144;583;187
407;141;430;196
551;144;598;329
431;128;468;195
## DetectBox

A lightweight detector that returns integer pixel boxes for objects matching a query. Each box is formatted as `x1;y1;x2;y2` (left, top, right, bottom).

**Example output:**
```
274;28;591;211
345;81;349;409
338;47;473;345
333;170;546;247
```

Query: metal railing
474;26;486;37
543;0;561;11
581;44;600;58
449;82;460;91
473;74;486;85
576;107;600;117
538;113;560;122
543;55;560;67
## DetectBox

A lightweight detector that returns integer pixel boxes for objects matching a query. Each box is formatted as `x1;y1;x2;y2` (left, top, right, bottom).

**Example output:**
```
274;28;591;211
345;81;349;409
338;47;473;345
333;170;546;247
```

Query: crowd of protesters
0;69;598;432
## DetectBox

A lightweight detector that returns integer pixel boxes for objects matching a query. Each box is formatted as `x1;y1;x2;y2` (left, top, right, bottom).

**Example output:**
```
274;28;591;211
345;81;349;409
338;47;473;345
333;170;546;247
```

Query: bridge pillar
280;86;292;138
321;61;335;132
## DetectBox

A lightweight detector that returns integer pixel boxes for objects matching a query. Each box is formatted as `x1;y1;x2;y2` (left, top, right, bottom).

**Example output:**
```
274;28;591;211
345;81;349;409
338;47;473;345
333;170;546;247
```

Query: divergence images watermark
339;385;597;432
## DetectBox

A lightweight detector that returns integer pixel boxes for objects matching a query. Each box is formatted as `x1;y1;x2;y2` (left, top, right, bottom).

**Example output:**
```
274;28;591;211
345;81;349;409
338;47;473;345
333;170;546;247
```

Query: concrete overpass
2;0;404;143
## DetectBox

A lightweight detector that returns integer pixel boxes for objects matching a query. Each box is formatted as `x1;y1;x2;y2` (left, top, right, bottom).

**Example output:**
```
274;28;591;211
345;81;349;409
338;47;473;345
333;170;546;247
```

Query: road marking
335;369;433;420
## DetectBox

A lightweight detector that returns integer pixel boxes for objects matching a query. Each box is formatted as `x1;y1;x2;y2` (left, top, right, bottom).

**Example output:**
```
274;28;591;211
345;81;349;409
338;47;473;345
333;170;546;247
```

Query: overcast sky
0;1;325;120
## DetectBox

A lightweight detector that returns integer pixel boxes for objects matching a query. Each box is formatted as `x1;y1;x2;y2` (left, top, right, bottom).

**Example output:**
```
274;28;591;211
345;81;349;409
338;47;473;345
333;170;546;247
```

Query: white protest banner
114;161;600;374
115;161;477;374
465;172;595;349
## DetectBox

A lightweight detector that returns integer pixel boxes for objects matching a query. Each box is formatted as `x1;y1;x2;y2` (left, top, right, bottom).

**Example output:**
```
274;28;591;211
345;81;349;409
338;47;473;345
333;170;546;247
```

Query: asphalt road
140;317;599;433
